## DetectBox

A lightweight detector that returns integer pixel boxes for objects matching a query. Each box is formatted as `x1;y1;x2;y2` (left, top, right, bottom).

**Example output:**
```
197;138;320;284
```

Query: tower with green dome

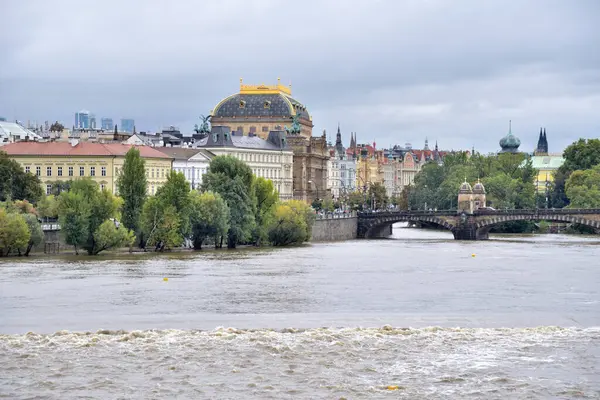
499;120;521;153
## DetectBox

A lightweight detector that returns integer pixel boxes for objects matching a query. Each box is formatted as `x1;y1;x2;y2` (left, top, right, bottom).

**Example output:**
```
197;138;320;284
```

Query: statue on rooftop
285;114;301;135
194;115;211;134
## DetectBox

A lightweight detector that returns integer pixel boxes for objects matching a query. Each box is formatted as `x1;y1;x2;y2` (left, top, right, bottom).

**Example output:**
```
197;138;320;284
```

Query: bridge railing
357;208;600;218
315;211;357;220
41;223;61;231
474;208;600;215
357;210;456;218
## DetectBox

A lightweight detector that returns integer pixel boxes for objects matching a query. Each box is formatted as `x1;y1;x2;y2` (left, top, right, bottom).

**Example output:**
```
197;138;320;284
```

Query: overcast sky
2;0;599;153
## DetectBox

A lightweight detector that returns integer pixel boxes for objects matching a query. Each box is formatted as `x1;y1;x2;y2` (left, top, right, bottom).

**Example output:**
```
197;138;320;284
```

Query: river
1;225;599;399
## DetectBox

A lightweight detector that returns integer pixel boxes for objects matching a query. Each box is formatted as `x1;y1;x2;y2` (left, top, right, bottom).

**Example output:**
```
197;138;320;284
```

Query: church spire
424;137;429;150
335;123;344;157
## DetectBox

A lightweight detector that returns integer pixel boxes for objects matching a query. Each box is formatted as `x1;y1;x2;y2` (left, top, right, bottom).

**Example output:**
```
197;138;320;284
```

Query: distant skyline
2;0;599;153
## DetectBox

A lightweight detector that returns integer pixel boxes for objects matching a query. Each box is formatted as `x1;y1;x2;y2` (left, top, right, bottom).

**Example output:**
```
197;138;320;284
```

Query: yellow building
2;141;173;195
209;78;313;138
355;145;383;190
530;154;565;193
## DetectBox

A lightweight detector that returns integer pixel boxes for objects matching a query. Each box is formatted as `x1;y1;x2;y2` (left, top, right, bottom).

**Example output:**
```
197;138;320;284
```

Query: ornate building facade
210;79;313;139
193;126;294;200
287;132;329;202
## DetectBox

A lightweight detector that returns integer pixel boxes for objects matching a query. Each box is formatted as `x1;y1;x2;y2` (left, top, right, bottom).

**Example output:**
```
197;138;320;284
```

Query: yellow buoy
471;253;476;257
387;385;399;391
163;277;169;281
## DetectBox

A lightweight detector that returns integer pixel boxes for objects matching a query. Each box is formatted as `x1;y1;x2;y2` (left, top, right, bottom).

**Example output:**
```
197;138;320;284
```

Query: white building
382;160;395;197
327;153;341;199
157;148;213;190
0;121;42;146
330;125;356;198
194;126;294;200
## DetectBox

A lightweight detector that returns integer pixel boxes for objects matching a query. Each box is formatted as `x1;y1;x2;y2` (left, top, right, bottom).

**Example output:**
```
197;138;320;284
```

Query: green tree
565;165;600;208
155;171;191;238
347;191;366;211
37;195;59;219
48;180;72;195
397;186;411;210
0;209;31;256
551;139;600;208
57;191;90;255
49;121;64;132
141;197;183;251
58;179;122;255
321;197;335;212
116;149;147;244
409;152;536;213
268;200;315;246
189;191;230;249
202;156;256;248
368;182;389;209
22;213;44;256
92;220;136;255
252;177;278;245
0;151;43;203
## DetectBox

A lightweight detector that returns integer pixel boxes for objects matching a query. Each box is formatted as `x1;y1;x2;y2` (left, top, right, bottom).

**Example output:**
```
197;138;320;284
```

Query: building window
80;166;85;176
239;100;246;109
236;126;243;134
161;169;164;178
58;167;63;177
25;166;30;174
36;166;41;176
46;166;52;177
101;184;106;191
151;168;155;178
151;185;155;195
249;126;257;134
46;185;52;195
69;166;74;176
90;166;96;177
101;166;106;176
262;126;269;132
264;101;271;109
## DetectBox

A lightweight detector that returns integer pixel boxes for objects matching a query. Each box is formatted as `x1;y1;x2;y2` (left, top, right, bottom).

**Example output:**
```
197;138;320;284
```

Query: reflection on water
1;226;599;398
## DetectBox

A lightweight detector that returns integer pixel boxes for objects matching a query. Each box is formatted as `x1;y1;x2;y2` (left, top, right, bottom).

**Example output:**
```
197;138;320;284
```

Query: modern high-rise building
75;110;90;129
89;114;97;130
101;118;114;130
120;118;135;133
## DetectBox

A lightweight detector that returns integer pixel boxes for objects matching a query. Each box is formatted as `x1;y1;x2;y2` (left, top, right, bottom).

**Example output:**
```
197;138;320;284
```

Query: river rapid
1;226;599;399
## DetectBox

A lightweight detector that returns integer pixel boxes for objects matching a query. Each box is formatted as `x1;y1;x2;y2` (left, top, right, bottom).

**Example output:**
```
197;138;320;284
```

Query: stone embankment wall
311;213;358;242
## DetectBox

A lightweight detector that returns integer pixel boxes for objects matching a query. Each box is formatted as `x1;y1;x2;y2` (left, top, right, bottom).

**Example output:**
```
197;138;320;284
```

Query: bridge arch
359;214;456;238
475;214;600;232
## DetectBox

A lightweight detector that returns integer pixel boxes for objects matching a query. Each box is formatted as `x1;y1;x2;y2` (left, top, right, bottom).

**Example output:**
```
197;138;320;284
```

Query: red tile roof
1;141;172;159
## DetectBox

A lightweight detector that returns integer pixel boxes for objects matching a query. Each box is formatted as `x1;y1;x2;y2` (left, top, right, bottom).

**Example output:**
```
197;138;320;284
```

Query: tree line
0;149;316;256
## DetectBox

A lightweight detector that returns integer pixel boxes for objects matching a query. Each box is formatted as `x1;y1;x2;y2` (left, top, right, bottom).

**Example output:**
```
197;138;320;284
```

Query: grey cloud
1;0;599;152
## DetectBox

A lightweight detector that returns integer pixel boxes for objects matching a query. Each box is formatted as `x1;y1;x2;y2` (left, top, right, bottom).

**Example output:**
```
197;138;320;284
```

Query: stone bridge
357;209;600;240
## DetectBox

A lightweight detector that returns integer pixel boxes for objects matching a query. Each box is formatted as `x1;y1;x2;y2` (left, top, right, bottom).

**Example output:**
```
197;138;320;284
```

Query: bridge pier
453;225;489;240
369;223;393;238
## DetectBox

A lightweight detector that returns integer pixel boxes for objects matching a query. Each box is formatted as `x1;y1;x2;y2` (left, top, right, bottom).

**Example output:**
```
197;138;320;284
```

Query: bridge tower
457;179;486;214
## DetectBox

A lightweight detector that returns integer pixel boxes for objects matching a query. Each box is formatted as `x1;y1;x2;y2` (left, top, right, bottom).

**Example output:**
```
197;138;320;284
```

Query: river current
1;226;599;399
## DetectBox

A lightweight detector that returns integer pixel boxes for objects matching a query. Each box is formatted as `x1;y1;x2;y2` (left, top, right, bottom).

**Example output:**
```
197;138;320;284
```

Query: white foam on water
1;326;599;399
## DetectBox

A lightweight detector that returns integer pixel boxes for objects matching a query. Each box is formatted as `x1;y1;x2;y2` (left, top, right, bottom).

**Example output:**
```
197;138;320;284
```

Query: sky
1;0;599;153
